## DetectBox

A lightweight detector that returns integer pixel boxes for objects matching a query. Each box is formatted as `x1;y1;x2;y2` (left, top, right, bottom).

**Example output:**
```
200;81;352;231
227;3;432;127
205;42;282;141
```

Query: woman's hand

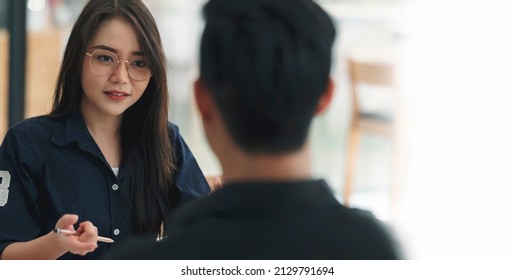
0;214;99;259
206;175;223;194
54;214;98;256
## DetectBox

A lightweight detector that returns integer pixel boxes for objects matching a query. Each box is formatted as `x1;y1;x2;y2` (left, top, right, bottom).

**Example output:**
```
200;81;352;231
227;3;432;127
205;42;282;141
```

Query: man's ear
315;78;334;115
194;79;214;121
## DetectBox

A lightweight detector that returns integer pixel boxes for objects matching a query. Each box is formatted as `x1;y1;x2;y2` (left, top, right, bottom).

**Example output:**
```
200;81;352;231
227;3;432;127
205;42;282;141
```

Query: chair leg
343;123;360;207
389;124;404;220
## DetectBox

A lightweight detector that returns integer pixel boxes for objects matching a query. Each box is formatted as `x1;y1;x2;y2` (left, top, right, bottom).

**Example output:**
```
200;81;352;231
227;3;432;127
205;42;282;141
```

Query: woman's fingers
77;221;98;244
207;175;223;194
213;176;223;190
55;214;79;230
53;215;98;255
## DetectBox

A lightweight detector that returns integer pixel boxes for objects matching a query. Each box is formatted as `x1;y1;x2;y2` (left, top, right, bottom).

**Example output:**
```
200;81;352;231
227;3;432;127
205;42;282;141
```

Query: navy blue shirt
0;112;210;259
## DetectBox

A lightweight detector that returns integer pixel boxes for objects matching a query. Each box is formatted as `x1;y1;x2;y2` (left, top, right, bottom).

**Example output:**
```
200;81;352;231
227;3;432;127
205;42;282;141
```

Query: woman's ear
315;78;335;115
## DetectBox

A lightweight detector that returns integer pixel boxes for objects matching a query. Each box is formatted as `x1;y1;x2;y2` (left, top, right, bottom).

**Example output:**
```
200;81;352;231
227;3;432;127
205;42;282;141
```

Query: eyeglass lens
88;49;152;81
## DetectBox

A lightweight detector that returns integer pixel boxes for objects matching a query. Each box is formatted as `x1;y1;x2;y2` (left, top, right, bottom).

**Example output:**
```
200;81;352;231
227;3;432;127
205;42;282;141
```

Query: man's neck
220;145;313;184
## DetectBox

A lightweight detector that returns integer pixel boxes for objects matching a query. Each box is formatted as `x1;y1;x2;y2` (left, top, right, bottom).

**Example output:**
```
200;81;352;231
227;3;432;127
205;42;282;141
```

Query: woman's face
80;17;151;119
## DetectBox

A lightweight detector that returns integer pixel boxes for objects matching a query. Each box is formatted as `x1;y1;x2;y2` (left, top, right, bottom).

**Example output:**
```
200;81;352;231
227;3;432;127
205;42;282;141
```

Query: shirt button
113;229;120;235
112;184;119;191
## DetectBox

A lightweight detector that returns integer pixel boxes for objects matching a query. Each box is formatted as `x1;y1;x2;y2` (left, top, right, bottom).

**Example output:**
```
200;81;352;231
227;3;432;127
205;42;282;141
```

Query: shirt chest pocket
42;166;111;218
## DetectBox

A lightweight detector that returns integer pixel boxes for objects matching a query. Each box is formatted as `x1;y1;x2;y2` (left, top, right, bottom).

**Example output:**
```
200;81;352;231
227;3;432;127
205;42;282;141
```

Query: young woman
0;0;210;259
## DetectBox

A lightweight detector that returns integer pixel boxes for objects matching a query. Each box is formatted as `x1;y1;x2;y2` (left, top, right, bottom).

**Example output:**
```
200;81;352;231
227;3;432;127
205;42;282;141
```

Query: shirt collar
50;111;95;151
176;179;340;217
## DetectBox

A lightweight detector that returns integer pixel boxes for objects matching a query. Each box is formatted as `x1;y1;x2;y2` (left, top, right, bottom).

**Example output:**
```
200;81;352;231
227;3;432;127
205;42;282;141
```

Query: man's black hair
200;0;335;153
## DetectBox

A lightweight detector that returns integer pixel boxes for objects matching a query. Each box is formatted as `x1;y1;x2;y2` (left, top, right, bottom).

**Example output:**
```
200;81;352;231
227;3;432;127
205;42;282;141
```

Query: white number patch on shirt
0;170;11;207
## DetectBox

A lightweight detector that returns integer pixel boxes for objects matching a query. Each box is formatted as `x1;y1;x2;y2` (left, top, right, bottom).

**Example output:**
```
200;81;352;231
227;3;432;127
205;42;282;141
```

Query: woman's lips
104;90;130;100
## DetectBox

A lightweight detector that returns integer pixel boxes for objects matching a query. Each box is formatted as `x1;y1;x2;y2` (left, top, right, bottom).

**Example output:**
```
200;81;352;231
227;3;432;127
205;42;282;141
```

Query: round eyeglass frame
85;49;153;81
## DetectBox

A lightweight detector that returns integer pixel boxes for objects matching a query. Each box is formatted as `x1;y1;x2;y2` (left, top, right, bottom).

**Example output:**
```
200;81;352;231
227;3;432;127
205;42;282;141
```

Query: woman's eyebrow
91;45;117;52
90;45;144;56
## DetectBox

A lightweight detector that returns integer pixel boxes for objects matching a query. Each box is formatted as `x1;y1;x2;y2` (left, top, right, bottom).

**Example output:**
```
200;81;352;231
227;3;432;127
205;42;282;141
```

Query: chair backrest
347;57;396;119
348;59;394;86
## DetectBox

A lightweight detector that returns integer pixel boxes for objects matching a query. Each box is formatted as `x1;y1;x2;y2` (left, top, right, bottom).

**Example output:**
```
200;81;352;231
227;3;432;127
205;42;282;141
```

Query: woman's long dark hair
50;0;177;236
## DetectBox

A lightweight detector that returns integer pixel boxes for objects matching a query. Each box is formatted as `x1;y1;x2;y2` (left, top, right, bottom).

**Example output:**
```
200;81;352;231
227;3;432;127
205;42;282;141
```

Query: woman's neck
81;108;123;167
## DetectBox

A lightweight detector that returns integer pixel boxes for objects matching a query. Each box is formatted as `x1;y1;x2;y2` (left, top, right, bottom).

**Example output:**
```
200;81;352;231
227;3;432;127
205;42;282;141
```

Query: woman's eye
132;60;147;68
98;55;114;62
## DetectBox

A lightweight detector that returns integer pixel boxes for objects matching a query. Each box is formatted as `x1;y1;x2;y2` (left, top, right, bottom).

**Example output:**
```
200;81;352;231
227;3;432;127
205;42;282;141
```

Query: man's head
197;0;335;155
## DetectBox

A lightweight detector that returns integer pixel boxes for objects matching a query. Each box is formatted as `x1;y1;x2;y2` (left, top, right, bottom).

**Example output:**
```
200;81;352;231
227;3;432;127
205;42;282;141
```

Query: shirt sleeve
0;129;43;255
169;124;211;203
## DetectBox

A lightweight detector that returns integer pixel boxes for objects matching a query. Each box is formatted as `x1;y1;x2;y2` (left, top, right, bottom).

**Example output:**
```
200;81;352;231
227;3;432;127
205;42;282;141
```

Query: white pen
53;228;115;243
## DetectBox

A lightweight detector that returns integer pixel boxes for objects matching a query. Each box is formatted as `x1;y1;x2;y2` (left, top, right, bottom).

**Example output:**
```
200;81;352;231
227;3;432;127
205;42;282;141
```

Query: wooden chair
343;54;403;215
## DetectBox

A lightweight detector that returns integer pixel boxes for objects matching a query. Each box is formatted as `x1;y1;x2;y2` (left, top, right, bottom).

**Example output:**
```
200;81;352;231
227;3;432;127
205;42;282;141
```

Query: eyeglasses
85;49;152;81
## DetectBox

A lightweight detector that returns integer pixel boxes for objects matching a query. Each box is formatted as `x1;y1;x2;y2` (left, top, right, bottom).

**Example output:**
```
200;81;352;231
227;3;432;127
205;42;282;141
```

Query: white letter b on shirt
0;170;10;207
